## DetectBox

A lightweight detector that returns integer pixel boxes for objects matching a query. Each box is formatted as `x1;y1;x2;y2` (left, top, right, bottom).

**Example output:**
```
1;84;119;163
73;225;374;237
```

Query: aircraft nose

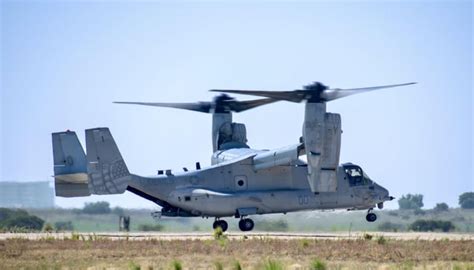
375;184;390;201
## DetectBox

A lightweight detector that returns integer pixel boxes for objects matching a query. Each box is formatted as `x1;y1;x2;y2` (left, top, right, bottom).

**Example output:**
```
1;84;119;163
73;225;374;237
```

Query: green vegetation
376;235;387;245
363;233;373;240
214;261;223;270
233;260;242;270
54;221;74;231
171;260;182;270
128;261;141;270
263;259;283;270
213;227;225;240
43;223;54;232
0;208;44;231
310;259;327;270
434;202;449;212
82;201;111;214
409;219;455;232
9;206;472;233
459;192;474;209
112;206;126;216
398;194;424;210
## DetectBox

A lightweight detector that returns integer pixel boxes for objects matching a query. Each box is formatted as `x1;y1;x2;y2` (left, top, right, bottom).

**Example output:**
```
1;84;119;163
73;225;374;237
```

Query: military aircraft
52;81;415;232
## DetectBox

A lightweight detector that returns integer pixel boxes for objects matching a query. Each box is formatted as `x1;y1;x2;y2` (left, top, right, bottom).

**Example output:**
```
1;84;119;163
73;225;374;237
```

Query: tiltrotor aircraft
52;81;415;232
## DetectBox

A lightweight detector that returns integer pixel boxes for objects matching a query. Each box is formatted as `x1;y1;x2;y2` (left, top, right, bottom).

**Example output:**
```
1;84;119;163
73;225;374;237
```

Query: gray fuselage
128;147;390;218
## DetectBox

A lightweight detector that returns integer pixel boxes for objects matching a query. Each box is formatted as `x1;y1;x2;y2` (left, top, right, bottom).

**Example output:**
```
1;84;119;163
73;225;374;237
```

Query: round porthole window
237;180;244;186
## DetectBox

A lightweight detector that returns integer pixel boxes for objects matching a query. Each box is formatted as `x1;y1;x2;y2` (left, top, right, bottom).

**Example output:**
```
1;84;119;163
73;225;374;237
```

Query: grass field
1;236;473;269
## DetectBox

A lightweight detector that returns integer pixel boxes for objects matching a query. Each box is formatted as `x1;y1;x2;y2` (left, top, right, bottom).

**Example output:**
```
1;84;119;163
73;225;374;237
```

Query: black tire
238;219;246;231
214;220;228;232
239;218;254;231
219;220;228;232
366;213;377;222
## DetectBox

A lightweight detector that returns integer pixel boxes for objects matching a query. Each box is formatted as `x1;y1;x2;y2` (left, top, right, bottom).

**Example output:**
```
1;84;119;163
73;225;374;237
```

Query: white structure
0;181;54;208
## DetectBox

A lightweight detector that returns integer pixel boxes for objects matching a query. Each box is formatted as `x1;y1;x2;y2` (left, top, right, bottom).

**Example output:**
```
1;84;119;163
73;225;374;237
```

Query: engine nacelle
303;103;341;192
217;122;248;150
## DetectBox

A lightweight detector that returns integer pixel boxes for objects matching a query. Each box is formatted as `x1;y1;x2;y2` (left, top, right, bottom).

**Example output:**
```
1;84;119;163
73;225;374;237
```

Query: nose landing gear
366;209;377;222
238;218;254;231
212;219;228;232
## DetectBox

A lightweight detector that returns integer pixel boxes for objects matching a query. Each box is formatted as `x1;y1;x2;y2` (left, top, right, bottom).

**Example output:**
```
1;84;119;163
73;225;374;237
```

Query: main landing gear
213;219;228;232
211;218;255;232
238;218;254;232
366;208;377;222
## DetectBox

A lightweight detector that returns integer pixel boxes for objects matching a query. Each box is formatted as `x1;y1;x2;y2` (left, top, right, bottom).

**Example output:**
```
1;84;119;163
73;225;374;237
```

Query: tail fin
52;128;131;197
52;131;90;197
85;128;131;195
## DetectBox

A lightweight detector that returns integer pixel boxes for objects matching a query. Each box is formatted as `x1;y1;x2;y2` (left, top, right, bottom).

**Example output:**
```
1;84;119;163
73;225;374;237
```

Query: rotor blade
210;89;304;102
322;82;417;101
228;98;280;112
113;101;212;113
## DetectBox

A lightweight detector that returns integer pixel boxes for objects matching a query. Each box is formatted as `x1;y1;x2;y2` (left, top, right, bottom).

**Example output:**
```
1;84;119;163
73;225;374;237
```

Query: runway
1;231;472;241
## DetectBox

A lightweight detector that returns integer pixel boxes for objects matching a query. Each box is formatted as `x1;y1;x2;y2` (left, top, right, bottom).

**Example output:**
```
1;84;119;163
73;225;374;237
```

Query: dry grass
0;237;473;269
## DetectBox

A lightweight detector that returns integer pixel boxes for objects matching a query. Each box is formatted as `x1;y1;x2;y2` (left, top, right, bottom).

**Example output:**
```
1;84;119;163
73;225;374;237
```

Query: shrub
398;194;424;210
310;258;327;270
376;235;387;245
414;209;426;215
138;224;164;232
0;208;45;231
214;261;223;270
233;260;242;270
409;219;455;232
172;260;182;270
112;206;125;216
213;227;225;240
264;259;283;270
363;233;373;240
377;222;404;232
43;223;54;233
459;192;474;209
82;201;111;214
54;221;74;231
128;261;140;270
433;203;449;212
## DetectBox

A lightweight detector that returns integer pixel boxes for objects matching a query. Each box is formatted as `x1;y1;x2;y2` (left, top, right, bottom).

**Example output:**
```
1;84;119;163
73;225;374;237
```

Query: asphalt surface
0;231;473;241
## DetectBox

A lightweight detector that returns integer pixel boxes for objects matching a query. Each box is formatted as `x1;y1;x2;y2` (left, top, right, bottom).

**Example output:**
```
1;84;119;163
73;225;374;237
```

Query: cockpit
343;164;373;187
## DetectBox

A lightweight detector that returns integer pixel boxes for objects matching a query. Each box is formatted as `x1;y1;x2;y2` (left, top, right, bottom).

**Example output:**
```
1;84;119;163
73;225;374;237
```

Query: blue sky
1;1;472;209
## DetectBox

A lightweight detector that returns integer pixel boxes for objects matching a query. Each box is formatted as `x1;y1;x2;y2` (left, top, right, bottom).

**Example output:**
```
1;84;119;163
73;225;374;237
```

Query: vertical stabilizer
52;131;90;197
86;128;131;195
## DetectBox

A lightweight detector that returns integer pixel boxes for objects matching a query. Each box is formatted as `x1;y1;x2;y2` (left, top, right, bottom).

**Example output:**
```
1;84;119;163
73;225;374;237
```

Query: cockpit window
344;165;369;186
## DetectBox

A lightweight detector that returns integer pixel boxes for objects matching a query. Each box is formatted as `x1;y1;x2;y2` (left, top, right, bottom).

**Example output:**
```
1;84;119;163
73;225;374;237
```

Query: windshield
344;165;369;186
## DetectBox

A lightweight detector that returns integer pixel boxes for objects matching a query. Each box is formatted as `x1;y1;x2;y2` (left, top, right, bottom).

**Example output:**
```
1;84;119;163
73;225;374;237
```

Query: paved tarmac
0;231;473;241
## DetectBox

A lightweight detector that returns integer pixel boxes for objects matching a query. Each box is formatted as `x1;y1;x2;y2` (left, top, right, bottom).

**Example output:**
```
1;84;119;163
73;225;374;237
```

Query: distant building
0;181;55;208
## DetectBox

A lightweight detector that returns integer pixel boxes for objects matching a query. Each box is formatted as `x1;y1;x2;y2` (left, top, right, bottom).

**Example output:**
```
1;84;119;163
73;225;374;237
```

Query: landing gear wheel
238;218;254;231
213;220;228;232
366;213;377;222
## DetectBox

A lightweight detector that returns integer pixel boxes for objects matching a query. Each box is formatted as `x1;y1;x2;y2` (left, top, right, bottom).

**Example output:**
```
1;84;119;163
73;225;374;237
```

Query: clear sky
1;1;472;209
